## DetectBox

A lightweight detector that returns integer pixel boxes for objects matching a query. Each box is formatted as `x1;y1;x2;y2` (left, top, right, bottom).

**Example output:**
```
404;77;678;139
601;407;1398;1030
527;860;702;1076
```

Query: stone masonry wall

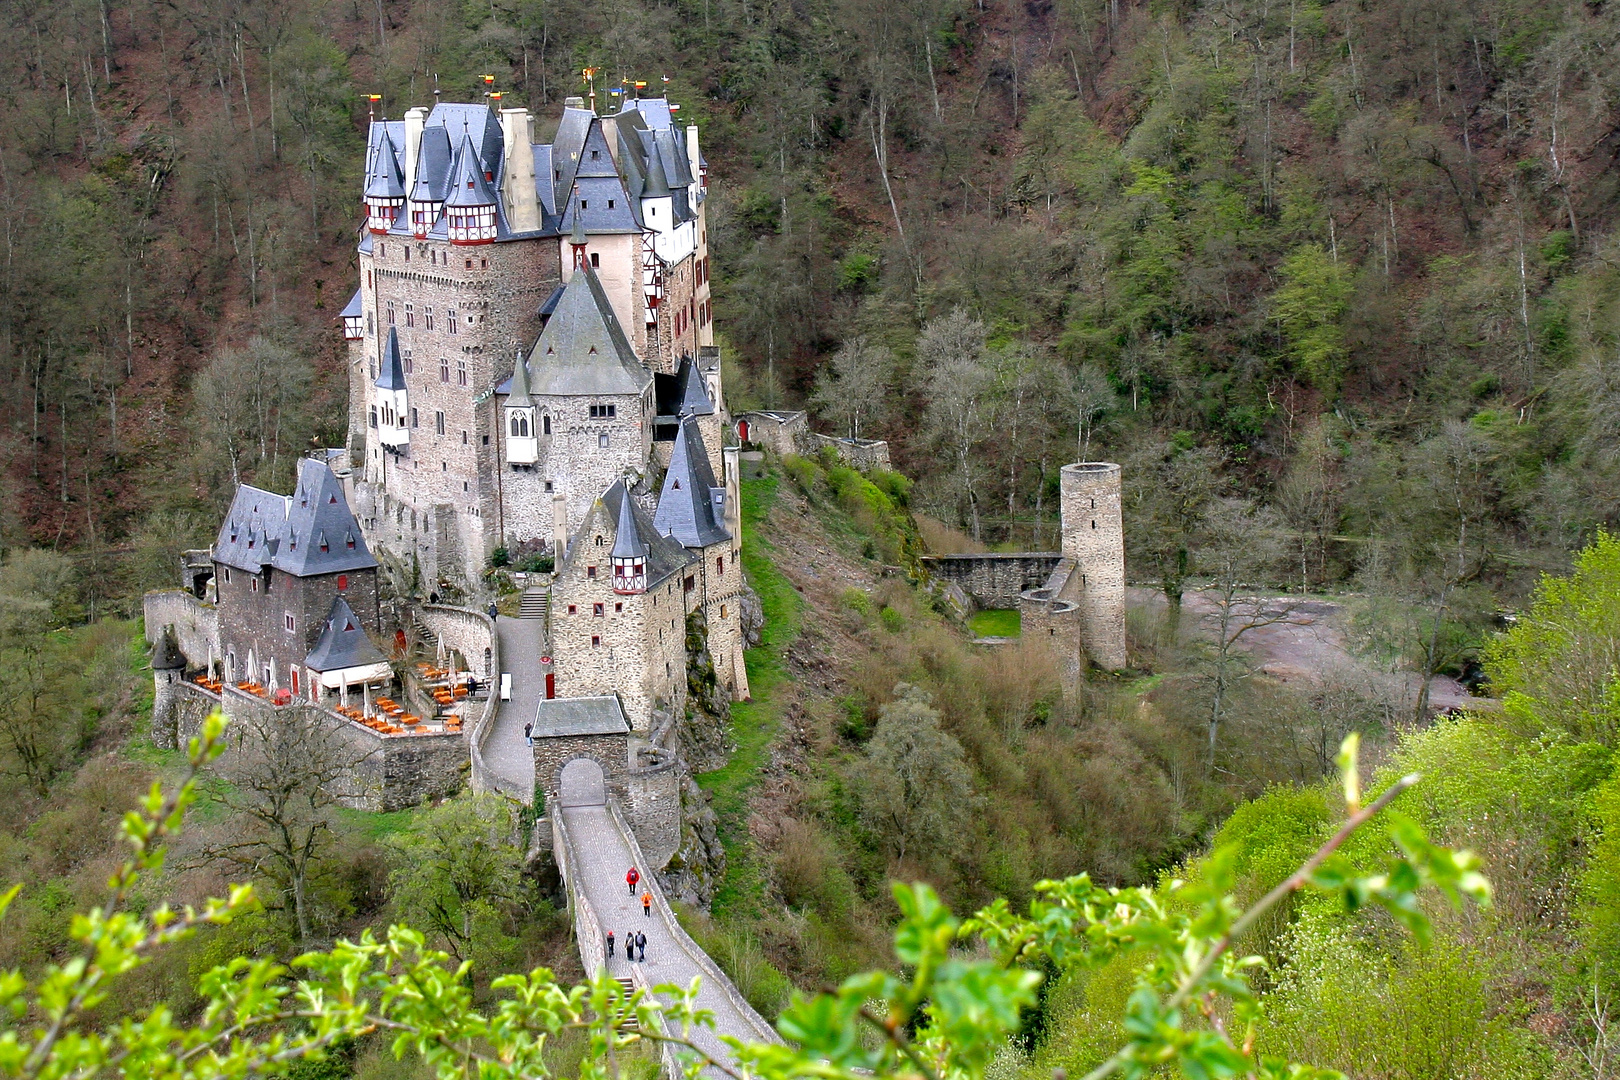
921;554;1065;609
143;590;221;671
810;434;892;470
624;761;681;868
418;603;497;680
532;732;630;804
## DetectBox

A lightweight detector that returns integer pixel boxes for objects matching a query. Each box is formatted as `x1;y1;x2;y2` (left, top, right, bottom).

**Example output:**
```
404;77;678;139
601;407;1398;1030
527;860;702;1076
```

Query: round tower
1060;462;1126;670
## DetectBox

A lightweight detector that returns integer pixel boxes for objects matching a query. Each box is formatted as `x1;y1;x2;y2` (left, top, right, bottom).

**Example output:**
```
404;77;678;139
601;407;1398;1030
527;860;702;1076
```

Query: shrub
879;606;904;632
490;547;511;568
841;588;872;616
782;453;819;495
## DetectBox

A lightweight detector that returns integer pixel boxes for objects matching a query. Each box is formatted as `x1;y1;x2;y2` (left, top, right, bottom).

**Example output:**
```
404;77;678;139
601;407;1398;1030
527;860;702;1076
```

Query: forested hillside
6;0;1620;612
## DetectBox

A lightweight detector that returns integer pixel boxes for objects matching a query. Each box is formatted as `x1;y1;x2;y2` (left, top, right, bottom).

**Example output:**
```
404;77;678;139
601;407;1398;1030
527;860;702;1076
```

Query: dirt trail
1129;588;1478;714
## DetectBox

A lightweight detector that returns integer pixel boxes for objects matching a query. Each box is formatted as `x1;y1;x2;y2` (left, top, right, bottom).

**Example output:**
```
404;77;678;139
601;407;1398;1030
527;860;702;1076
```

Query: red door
545;673;555;699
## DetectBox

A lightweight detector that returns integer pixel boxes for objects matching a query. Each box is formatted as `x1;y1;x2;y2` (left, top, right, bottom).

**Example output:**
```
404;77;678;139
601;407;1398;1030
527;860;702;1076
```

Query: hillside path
483;614;540;799
559;802;779;1071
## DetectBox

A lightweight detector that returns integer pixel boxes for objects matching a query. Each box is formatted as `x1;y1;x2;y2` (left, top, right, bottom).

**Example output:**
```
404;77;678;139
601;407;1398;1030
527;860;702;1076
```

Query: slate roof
653;418;730;549
444;132;498;208
214;459;377;577
364;127;405;200
411;124;454;203
592;480;692;590
303;595;389;672
376;327;407;391
531;695;629;738
150;625;184;670
548;105;595;212
507;350;534;407
655;354;715;418
526;269;651;397
339;289;363;319
610;489;649;559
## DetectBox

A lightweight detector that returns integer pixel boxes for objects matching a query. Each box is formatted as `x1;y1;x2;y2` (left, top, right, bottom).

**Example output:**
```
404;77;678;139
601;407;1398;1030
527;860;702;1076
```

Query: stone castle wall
624;759;681;868
921;555;1065;609
533;731;630;804
418;604;497;679
143;590;221;671
810;434;891;471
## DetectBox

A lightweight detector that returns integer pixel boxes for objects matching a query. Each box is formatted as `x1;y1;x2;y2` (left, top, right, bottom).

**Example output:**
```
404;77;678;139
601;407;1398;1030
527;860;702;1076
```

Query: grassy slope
969;609;1021;638
695;472;803;920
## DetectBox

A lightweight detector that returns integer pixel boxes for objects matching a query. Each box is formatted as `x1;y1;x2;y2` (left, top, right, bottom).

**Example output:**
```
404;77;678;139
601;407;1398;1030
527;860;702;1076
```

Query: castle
144;91;1127;866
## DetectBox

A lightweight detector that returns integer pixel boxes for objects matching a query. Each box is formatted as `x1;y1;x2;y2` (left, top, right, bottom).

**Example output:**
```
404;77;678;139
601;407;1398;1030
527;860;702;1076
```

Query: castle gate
559;757;607;807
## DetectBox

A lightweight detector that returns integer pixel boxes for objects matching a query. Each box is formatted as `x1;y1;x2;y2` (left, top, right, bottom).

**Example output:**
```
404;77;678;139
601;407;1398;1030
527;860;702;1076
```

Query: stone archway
558;757;607;807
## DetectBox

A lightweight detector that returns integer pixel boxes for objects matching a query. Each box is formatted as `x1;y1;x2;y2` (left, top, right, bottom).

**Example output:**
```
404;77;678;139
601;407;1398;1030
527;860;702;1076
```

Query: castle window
366;312;374;335
440;359;450;383
462;430;468;444
593;603;604;617
720;604;726;618
481;258;487;269
587;566;597;578
251;578;259;593
590;252;600;268
403;350;413;374
589;404;617;419
463;481;469;492
465;259;473;269
405;304;414;327
436;411;445;436
717;556;724;575
285;613;295;632
683;576;694;592
223;568;231;583
337;574;348;590
591;150;600;160
458;360;468;386
616;602;623;612
404;247;410;262
543;415;552;435
596;536;604;546
1092;520;1096;529
598;433;609;448
411;408;419;428
425;307;434;330
567;605;577;614
591;636;601;647
581;200;588;210
608;199;615;209
386;302;395;325
448;311;458;335
544;481;554;492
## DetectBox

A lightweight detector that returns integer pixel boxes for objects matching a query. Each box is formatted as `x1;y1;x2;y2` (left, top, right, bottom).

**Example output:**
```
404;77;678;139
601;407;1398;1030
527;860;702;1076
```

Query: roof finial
367;93;381;123
433;73;441;102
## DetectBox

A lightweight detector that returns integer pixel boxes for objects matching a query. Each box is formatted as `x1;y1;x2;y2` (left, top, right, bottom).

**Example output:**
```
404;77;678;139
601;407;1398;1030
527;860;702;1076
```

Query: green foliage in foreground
0;709;1486;1080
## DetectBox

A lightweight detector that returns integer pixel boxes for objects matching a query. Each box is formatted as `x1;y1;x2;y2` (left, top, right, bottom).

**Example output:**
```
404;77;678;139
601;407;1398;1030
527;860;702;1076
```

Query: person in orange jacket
641;889;652;917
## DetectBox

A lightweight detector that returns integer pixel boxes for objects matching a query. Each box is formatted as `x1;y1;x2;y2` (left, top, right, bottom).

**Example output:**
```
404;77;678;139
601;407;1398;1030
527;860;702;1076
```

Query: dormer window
346;533;356;550
319;536;330;553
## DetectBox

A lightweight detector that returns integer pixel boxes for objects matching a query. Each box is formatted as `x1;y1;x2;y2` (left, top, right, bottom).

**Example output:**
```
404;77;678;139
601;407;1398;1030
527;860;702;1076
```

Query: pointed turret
653;417;730;549
304;595;391;690
364;128;406;233
611;484;649;594
376;327;409;450
504;350;539;464
151;625;185;671
445;133;499;244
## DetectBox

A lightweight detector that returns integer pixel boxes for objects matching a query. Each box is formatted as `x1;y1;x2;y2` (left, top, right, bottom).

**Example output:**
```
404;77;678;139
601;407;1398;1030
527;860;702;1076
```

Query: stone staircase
518;587;548;620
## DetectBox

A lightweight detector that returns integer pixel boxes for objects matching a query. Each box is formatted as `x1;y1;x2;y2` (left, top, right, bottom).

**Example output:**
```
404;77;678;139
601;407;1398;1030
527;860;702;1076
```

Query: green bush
517;553;553;574
841;587;872;616
489;547;511;568
879;606;904;632
782;453;819;495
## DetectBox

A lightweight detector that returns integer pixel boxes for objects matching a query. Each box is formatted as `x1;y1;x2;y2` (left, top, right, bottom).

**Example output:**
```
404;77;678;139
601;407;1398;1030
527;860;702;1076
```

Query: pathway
483;613;542;799
559;803;780;1071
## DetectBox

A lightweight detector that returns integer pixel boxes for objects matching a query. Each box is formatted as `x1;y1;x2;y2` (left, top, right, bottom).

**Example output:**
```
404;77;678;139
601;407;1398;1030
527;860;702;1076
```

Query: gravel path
560;802;776;1071
484;614;542;799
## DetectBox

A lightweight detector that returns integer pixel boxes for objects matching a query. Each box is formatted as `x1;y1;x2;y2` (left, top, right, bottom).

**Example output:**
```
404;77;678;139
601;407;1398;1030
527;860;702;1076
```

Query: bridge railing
552;813;606;976
606;801;782;1047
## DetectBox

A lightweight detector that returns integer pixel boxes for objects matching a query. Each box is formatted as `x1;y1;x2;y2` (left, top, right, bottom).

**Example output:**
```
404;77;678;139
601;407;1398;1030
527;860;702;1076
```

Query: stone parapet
921;554;1065;609
810;433;891;470
142;590;221;672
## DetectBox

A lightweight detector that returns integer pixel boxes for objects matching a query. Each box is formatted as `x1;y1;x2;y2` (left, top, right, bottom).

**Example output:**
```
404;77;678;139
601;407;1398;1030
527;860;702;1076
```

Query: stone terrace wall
418;604;497;679
143;590;221;671
810;433;892;471
921;554;1064;609
217;686;466;811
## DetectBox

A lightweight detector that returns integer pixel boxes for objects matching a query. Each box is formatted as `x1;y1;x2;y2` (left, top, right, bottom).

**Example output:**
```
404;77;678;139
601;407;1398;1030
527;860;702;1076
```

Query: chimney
404;107;427;210
552;491;570;560
686;124;703;189
500;108;541;233
722;445;741;540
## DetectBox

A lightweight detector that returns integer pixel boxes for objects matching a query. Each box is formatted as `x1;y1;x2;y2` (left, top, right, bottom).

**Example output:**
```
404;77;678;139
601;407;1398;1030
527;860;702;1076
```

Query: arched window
519;416;530;437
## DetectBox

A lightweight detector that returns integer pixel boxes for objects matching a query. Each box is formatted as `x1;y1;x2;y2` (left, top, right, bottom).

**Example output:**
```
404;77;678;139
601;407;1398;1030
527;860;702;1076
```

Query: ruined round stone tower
1060;462;1127;670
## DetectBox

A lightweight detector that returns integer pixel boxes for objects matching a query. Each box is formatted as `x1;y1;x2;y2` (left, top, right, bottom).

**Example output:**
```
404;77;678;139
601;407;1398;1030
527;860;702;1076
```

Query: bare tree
1194;499;1307;771
207;706;371;941
1070;363;1113;460
919;310;991;540
809;335;895;441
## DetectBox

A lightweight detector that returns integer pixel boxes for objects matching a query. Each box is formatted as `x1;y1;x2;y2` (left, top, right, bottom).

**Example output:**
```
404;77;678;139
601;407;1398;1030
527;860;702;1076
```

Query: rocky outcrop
738;584;765;648
682;609;733;772
657;776;726;907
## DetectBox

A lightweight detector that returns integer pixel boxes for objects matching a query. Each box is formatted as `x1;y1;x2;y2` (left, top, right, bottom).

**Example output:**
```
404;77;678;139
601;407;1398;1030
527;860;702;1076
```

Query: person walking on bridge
641;889;652;917
606;930;615;960
626;866;640;895
635;930;647;962
626;927;639;961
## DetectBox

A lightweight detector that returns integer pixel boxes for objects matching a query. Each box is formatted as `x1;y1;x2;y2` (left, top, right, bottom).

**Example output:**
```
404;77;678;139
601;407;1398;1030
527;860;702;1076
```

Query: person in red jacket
626;866;640;895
